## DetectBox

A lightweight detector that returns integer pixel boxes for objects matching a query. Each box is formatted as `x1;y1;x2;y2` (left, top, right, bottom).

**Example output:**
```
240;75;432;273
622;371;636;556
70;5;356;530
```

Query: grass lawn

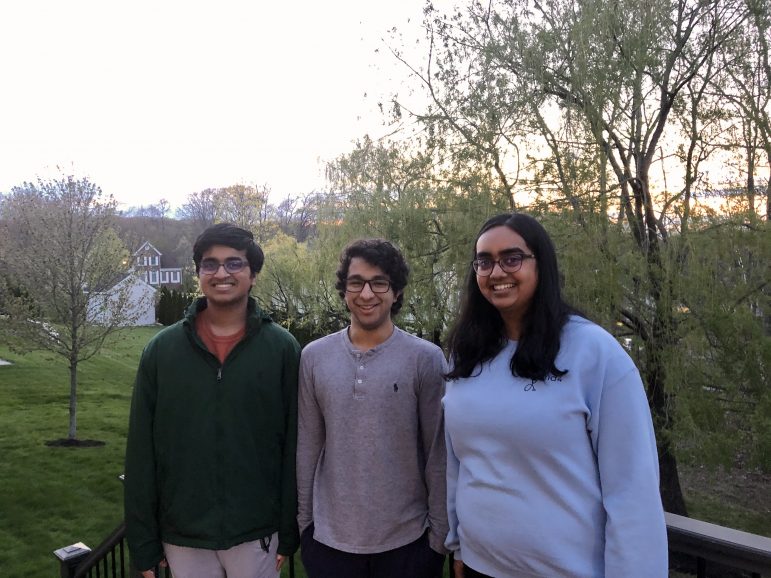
0;325;768;577
0;326;317;578
0;326;159;577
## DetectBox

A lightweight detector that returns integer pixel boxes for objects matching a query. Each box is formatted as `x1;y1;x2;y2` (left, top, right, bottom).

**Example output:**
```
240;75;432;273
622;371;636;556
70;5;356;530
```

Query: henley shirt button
357;379;362;383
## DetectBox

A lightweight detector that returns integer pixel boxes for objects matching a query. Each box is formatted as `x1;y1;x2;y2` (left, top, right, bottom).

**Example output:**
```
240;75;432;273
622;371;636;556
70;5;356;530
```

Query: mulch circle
45;439;106;447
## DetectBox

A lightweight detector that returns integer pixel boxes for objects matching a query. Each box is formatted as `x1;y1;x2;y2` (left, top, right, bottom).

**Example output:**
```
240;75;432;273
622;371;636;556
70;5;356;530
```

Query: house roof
108;274;158;294
133;241;161;256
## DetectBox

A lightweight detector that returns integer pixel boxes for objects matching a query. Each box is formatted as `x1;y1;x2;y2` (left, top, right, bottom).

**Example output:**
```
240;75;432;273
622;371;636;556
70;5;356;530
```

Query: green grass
0;327;767;577
0;327;314;577
679;464;771;537
0;327;159;577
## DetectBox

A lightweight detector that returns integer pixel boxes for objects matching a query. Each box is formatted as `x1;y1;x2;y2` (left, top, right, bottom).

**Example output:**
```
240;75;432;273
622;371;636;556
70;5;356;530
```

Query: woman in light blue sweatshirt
443;213;667;578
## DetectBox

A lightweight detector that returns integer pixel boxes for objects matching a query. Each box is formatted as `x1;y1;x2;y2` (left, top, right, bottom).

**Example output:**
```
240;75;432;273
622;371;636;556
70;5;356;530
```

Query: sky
0;1;439;211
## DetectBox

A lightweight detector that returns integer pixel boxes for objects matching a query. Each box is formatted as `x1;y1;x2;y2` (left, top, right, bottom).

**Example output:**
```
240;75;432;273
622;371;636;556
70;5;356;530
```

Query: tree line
0;0;769;517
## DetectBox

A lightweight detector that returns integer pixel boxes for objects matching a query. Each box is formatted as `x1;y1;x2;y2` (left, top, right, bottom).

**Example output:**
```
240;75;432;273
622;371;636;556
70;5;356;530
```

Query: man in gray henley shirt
297;238;449;578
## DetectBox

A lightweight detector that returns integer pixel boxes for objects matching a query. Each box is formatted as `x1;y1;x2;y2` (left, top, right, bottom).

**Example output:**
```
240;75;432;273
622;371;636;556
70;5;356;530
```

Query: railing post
53;543;91;578
696;556;706;578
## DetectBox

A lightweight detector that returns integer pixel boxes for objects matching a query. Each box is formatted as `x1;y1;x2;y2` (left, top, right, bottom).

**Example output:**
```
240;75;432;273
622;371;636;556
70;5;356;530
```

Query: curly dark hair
446;213;581;381
335;239;409;315
192;223;264;275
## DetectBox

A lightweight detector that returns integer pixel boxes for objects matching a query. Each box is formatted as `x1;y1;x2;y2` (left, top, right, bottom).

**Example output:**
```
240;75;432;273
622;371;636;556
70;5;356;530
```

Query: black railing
55;521;171;578
55;523;295;578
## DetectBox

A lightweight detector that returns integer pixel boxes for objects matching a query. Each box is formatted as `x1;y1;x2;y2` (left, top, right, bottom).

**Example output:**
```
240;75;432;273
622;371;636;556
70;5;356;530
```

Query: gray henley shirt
297;326;449;554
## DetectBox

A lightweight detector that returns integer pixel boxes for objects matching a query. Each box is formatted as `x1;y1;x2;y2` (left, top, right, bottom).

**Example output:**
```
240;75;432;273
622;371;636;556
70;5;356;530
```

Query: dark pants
300;524;445;578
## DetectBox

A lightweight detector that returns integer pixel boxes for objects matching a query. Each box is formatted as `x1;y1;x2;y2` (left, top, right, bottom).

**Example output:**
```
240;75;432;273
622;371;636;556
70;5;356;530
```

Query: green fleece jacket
124;297;300;571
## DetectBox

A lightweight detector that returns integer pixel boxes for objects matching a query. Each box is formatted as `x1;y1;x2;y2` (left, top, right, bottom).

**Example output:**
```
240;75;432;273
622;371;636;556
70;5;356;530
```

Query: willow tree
720;0;771;218
394;0;756;514
323;136;512;344
252;231;348;346
0;176;136;442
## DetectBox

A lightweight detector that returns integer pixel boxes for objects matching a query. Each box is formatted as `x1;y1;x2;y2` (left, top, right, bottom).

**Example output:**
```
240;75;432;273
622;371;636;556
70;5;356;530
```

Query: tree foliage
156;286;194;326
346;0;771;514
0;176;137;441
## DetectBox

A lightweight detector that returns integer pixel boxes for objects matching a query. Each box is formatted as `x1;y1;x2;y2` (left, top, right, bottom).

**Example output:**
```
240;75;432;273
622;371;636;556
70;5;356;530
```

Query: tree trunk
645;249;689;515
646;337;688;515
659;442;688;514
68;361;78;440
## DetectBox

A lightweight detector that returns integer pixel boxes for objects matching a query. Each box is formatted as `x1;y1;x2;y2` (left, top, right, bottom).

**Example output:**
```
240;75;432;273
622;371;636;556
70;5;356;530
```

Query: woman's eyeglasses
472;254;535;276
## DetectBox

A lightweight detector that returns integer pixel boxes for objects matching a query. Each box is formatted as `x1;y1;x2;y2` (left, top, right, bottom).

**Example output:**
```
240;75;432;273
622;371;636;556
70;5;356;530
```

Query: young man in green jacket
124;223;300;578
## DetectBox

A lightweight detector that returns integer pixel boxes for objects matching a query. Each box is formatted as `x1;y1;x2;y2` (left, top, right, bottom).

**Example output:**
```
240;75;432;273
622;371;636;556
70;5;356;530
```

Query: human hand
276;554;286;571
453;558;465;578
141;558;167;578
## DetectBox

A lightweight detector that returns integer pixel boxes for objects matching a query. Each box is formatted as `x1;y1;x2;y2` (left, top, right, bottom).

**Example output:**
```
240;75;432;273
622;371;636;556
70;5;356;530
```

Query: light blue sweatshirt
444;316;667;578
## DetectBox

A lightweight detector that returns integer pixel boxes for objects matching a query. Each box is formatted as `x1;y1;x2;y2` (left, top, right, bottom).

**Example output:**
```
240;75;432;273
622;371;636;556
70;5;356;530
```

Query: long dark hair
445;213;579;381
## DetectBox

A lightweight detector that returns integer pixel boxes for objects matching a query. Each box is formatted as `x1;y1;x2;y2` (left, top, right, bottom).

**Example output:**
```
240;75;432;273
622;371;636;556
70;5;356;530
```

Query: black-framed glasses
199;258;249;275
344;278;392;293
472;253;535;276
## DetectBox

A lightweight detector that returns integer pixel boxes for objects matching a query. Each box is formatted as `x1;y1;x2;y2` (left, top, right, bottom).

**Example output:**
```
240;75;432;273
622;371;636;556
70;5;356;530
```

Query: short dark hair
446;213;580;381
335;239;409;315
192;223;264;275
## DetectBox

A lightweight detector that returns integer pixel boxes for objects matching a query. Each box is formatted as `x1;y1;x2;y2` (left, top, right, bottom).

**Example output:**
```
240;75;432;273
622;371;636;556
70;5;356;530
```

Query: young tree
0;176;137;442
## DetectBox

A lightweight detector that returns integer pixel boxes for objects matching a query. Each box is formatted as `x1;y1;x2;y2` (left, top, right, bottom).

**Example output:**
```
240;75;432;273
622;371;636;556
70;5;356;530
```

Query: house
89;275;157;326
132;241;183;287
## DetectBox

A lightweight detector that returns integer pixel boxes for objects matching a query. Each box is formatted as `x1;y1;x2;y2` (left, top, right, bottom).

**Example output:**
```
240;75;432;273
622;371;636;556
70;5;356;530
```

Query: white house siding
90;276;157;327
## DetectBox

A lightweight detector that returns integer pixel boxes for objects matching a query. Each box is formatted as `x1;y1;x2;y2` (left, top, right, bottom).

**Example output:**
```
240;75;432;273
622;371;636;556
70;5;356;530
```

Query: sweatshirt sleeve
444;397;463;561
296;348;324;535
277;336;301;556
124;345;165;572
418;347;450;554
592;365;668;577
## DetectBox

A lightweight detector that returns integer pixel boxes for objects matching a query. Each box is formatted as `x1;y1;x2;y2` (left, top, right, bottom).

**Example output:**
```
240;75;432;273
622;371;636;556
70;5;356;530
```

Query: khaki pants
162;533;279;578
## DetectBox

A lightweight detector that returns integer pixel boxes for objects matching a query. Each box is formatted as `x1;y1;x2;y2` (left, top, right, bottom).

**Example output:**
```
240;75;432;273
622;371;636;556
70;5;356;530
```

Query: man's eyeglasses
344;278;392;293
472;253;535;276
199;258;249;275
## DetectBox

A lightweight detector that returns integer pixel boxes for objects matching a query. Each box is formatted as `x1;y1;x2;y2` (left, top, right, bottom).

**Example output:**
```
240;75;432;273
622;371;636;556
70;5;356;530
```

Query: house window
171;271;180;283
143;256;149;266
152;256;159;266
149;271;159;285
161;271;169;283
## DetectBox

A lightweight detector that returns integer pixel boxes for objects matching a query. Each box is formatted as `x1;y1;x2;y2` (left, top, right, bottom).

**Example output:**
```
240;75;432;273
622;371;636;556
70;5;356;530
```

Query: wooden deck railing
56;513;771;577
666;512;771;578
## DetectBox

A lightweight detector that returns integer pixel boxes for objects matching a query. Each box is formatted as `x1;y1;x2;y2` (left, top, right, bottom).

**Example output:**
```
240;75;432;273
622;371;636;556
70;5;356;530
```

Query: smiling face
475;225;539;335
198;244;256;309
343;257;399;334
